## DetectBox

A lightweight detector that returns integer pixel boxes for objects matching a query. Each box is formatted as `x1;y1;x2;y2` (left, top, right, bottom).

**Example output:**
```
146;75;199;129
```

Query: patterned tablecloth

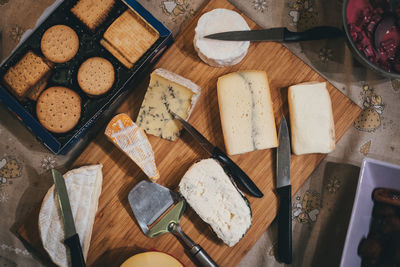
0;0;399;266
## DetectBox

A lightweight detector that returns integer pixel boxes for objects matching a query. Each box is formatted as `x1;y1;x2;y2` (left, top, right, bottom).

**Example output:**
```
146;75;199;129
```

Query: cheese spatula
128;180;218;267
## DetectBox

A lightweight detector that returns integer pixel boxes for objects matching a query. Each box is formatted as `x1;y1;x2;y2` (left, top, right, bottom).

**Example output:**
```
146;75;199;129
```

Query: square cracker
71;0;115;30
103;9;159;67
3;51;51;98
3;67;31;97
100;39;133;69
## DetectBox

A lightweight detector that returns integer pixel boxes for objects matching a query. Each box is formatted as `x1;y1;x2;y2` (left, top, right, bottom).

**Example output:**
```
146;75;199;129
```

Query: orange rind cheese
105;113;159;182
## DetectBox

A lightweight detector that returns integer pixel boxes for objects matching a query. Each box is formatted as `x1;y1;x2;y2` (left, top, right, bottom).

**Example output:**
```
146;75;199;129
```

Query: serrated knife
276;116;292;264
204;26;342;42
171;111;263;198
51;169;86;267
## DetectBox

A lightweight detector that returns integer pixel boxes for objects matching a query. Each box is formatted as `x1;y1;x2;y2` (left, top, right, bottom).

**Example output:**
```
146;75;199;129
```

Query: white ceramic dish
340;157;400;267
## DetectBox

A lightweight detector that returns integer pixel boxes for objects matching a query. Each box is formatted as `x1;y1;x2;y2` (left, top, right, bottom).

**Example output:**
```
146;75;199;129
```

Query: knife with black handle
171;112;263;198
204;26;342;42
52;169;86;267
64;234;86;267
276;117;292;264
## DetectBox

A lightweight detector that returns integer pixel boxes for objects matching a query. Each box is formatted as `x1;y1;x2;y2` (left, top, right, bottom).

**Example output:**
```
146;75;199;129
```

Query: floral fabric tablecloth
0;0;399;266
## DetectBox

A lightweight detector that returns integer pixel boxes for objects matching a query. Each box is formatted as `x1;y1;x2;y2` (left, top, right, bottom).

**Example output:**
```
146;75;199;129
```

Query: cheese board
17;0;362;266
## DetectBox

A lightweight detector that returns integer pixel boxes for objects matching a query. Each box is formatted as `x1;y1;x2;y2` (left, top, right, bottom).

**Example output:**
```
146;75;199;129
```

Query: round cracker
77;57;115;96
36;86;81;133
41;25;79;63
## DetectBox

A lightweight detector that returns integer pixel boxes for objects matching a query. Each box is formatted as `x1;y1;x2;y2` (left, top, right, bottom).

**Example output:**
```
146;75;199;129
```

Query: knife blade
204;26;342;42
171;111;263;198
52;169;86;267
276;116;292;264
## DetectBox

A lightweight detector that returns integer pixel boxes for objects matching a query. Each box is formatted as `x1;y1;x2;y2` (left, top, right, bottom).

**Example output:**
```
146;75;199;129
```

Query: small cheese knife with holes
171;111;263;198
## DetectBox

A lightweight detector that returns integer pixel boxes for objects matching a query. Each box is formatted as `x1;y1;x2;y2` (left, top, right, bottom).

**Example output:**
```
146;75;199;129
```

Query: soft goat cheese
193;8;250;67
179;158;251;247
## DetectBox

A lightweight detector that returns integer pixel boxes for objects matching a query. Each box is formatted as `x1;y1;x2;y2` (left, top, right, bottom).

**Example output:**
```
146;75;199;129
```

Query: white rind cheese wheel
39;165;103;267
193;8;250;67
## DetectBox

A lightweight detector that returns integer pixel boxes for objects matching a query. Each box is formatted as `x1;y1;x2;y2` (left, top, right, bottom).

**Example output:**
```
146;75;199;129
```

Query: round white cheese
193;8;250;67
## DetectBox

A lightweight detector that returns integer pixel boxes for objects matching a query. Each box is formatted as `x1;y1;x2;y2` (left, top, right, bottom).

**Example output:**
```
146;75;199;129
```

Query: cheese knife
171;112;263;198
276;116;292;264
51;169;86;267
204;26;342;42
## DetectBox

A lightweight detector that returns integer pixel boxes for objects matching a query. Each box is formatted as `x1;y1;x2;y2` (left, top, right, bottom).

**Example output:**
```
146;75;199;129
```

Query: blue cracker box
0;0;172;154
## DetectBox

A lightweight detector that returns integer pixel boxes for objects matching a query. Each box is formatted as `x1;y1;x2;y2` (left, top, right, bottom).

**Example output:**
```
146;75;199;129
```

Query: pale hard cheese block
39;165;103;267
105;113;159;182
194;8;250;67
288;82;335;155
136;68;201;141
217;71;278;155
179;159;251;247
120;252;183;267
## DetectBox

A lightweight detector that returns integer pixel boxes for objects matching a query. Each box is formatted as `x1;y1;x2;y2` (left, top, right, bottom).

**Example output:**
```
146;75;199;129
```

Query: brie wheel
194;8;250;67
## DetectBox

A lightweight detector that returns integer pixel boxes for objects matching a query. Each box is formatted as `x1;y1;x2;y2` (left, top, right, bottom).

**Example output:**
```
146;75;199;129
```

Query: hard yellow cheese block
136;68;201;141
217;70;278;155
288;82;335;155
120;252;183;267
105;113;159;182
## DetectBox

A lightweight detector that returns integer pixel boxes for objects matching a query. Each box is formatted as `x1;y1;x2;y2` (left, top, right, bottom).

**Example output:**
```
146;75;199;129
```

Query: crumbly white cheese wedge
194;8;250;67
136;68;201;141
288;82;335;155
179;159;251;247
39;165;103;267
105;113;159;182
217;70;278;155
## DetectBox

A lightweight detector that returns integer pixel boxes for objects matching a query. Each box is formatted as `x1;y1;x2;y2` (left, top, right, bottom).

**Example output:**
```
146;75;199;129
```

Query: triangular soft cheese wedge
105;113;159;182
39;164;103;267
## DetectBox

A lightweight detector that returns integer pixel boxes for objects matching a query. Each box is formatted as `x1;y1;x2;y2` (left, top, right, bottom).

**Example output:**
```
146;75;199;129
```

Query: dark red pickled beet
347;0;400;73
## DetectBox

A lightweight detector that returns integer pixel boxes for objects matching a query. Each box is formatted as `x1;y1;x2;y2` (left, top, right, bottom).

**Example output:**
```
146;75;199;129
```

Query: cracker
41;25;79;63
27;73;50;101
102;9;159;67
100;39;133;69
3;51;51;98
3;67;31;97
36;87;81;133
71;0;115;30
77;57;115;96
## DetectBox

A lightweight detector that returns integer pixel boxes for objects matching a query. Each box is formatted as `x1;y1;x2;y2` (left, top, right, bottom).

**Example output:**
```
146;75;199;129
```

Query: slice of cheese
288;82;335;155
136;68;201;141
39;165;103;267
120;252;183;267
217;70;278;155
105;113;159;182
179;159;252;247
193;8;250;67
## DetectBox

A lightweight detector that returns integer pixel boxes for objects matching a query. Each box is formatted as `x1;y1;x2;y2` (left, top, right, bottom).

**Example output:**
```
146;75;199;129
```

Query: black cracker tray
0;0;172;154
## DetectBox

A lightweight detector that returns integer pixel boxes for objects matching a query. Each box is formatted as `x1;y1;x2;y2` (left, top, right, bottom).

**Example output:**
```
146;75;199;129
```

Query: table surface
0;0;400;267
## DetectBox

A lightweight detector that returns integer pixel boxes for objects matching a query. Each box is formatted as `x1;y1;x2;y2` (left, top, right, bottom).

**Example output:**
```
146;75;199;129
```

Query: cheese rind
288;81;335;155
136;68;201;141
193;8;250;67
179;159;252;247
105;113;159;182
217;70;278;155
121;252;183;267
39;165;103;267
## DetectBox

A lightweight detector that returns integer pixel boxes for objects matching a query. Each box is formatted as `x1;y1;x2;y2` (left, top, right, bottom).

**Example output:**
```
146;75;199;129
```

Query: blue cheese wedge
217;70;278;155
136;68;201;141
179;159;251;247
288;81;335;155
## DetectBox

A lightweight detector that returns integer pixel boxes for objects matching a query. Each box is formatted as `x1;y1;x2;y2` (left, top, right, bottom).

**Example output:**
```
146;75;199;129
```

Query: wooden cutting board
17;0;361;266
